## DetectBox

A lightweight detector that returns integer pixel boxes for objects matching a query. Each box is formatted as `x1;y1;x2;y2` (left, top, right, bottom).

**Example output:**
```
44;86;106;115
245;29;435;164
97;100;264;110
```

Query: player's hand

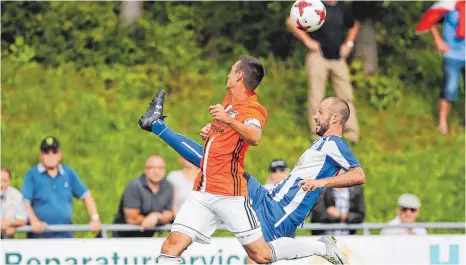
339;43;352;58
340;212;348;222
305;39;322;54
89;219;101;232
5;226;15;237
31;220;48;233
140;212;159;232
209;104;231;124
435;40;450;54
1;218;11;230
298;179;326;191
200;123;211;141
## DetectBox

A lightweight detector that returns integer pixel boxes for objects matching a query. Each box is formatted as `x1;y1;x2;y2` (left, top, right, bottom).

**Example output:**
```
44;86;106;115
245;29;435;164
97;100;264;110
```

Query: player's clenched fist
209;104;230;123
200;123;211;141
298;179;326;192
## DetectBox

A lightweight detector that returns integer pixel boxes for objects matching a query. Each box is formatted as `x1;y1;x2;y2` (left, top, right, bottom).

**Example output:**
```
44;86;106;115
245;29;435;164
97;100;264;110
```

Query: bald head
323;97;350;125
146;155;165;167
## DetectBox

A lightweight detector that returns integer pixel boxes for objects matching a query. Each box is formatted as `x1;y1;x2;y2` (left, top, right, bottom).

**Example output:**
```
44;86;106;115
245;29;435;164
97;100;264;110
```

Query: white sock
268;237;327;262
158;254;182;265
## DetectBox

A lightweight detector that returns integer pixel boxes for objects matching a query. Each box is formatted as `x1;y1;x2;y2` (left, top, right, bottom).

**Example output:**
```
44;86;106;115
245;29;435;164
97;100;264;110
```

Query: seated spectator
311;184;365;235
167;157;199;216
380;193;427;235
112;155;174;237
263;159;289;191
21;136;101;238
1;167;27;239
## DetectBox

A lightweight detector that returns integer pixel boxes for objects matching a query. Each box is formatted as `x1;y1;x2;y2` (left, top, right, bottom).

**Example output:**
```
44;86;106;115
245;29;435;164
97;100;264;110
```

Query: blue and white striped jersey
269;135;361;227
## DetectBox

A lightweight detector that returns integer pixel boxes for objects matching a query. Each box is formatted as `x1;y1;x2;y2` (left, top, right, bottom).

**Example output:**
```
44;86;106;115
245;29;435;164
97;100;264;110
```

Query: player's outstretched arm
323;167;365;187
299;167;366;191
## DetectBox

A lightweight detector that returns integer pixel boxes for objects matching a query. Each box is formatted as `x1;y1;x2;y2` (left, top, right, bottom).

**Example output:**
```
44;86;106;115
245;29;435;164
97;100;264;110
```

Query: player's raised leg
138;90;204;167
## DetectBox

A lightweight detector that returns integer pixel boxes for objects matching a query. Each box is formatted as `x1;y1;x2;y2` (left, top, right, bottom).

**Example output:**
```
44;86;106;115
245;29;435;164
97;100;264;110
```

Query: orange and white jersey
193;90;267;196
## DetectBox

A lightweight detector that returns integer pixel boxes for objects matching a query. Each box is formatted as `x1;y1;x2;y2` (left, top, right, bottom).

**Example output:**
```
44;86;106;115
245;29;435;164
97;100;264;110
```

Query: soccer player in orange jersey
139;56;351;265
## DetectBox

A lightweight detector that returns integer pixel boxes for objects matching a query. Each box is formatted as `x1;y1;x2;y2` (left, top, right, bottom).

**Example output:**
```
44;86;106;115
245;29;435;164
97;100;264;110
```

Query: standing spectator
167;157;198;217
286;0;361;143
120;0;143;25
21;136;101;238
416;1;465;135
112;155;174;237
1;167;27;239
263;159;289;191
311;185;365;235
380;193;427;235
352;1;383;75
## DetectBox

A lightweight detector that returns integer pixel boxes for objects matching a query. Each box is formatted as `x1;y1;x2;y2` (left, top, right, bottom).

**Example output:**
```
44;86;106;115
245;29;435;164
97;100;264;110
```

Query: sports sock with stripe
268;237;326;261
151;119;204;167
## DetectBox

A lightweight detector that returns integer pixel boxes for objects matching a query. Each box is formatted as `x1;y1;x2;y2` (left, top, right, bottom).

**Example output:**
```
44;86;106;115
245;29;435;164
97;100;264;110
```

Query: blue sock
151;120;204;168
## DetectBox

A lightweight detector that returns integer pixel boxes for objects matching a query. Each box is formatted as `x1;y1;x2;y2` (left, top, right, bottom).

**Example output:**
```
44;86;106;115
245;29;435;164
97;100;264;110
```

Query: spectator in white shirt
1;167;27;238
167;157;199;217
380;193;427;235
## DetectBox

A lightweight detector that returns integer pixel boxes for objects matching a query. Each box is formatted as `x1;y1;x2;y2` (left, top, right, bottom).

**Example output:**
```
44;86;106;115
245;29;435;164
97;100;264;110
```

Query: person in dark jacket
311;185;365;235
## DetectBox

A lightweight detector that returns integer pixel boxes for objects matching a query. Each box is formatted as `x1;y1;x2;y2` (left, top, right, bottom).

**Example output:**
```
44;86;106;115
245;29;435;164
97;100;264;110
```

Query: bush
350;59;402;110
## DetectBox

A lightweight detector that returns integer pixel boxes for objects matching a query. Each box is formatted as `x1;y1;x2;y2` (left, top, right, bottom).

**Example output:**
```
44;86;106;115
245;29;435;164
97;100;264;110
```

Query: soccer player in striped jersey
139;81;364;264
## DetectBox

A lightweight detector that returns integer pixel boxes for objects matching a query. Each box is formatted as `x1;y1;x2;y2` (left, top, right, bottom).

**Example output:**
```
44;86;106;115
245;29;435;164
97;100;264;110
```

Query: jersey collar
37;163;65;175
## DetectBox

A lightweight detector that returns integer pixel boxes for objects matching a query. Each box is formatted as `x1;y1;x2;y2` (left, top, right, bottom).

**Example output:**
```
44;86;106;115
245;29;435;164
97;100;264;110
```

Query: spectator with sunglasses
380;193;427;235
263;159;289;191
21;136;101;238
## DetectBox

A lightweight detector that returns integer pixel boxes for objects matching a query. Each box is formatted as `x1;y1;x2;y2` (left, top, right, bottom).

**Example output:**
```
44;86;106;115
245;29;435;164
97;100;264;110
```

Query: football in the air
290;0;326;32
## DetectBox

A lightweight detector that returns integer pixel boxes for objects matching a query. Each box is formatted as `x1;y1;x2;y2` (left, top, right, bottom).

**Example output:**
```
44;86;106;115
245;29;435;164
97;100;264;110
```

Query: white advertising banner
0;235;464;265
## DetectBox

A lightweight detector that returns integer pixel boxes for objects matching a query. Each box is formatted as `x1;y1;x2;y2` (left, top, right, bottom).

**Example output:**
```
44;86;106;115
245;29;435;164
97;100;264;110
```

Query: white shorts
171;191;262;245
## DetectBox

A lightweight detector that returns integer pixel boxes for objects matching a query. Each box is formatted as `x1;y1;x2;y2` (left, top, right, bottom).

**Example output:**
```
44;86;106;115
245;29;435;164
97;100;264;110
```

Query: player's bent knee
248;252;272;264
245;244;272;264
161;232;193;257
245;257;257;265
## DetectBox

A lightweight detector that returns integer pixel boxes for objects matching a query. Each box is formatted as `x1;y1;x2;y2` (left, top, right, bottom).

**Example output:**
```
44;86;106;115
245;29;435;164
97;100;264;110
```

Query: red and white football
290;0;326;32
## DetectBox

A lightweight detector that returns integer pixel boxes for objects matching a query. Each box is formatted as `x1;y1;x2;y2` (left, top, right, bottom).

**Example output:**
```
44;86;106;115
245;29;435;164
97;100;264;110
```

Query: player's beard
315;117;330;137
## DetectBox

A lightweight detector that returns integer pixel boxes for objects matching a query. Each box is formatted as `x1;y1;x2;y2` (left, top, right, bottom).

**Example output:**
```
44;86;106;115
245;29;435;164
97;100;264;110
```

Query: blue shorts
442;57;465;102
247;176;297;242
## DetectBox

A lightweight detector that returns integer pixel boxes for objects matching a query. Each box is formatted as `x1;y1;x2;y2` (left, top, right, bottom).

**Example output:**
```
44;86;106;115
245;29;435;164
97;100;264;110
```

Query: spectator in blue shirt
21;136;101;238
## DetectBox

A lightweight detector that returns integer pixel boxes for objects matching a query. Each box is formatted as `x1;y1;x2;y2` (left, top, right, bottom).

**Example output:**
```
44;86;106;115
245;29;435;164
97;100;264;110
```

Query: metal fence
14;222;466;238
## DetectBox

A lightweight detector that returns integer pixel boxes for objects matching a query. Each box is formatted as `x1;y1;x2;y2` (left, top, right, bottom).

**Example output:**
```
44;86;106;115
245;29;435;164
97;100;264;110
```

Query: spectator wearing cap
112;155;174;237
21;136;101;238
1;167;27;239
380;193;427;235
263;159;290;191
